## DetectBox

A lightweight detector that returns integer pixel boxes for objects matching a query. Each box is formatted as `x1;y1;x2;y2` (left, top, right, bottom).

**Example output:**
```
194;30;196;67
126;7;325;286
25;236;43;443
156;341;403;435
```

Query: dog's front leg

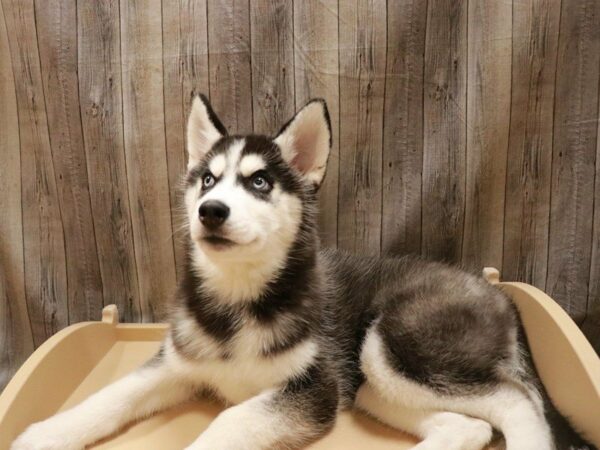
11;353;194;450
186;365;339;450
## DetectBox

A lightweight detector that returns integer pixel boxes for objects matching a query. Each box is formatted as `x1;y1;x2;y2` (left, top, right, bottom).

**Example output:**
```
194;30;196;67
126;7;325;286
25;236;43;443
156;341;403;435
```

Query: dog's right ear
186;94;227;169
274;99;332;189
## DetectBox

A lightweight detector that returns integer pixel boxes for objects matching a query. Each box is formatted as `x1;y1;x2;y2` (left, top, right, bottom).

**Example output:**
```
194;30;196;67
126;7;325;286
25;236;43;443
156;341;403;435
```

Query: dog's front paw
11;422;79;450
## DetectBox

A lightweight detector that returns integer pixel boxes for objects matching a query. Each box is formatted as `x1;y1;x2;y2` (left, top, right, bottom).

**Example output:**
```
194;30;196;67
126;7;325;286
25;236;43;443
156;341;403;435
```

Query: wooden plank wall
1;0;599;389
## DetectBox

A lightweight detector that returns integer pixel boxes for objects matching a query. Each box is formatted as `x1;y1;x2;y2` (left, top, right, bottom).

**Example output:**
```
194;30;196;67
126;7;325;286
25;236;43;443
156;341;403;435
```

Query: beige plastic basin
1;270;599;449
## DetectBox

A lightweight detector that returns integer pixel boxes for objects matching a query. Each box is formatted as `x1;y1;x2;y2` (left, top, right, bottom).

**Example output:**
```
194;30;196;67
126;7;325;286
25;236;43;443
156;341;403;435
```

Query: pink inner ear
290;132;315;174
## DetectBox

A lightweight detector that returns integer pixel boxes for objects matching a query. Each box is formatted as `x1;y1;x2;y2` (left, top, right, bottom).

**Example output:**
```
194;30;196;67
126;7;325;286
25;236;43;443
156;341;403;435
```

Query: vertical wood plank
0;0;34;390
462;0;512;270
547;0;600;316
35;0;104;324
503;0;560;289
421;0;468;263
381;0;427;256
591;100;600;317
120;0;177;321
250;0;294;134
207;0;253;133
161;1;186;281
162;0;210;280
337;0;386;256
78;0;141;322
293;0;340;248
2;0;69;345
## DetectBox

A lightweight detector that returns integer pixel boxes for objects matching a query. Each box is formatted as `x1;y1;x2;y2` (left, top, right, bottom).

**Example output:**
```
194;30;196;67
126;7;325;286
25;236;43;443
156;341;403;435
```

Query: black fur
177;254;240;344
198;93;228;136
277;361;339;429
374;261;515;394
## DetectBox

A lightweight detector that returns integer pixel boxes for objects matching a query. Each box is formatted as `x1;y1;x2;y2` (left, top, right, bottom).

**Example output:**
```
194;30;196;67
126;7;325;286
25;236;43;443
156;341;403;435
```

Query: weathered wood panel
503;0;560;289
421;0;468;263
590;108;600;317
78;0;141;322
162;0;188;281
250;0;295;134
162;0;210;280
2;0;600;389
35;0;104;324
381;0;427;256
337;0;387;256
293;0;340;247
546;0;600;317
2;0;69;346
462;0;511;270
0;0;34;390
120;0;177;321
207;0;253;133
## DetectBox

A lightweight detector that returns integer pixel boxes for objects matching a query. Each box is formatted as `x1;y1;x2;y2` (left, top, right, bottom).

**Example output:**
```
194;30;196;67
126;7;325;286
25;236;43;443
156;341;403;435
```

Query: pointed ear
274;99;332;188
186;94;227;169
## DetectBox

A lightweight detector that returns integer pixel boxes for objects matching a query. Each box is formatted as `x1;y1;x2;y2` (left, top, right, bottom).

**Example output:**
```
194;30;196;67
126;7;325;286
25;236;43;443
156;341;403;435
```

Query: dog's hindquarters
357;322;554;450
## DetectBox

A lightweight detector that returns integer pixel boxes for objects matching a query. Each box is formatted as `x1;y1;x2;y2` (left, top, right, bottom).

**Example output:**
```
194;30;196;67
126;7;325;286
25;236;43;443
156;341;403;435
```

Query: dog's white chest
197;357;289;404
166;333;318;405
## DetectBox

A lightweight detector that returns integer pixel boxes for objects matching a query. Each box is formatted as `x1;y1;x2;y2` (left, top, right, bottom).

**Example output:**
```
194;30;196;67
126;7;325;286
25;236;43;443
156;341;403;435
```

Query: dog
12;95;594;450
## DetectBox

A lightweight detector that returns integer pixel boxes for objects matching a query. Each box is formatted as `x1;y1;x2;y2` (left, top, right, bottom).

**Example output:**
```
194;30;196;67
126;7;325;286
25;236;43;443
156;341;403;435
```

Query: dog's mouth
201;235;237;249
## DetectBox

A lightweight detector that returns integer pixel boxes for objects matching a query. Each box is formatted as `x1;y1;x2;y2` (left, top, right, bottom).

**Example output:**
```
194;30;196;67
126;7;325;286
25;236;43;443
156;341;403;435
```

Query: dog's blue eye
252;175;269;191
203;174;215;188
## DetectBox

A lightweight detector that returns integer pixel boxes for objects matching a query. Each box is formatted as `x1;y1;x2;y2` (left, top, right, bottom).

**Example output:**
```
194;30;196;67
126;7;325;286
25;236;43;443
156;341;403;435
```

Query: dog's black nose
199;200;230;229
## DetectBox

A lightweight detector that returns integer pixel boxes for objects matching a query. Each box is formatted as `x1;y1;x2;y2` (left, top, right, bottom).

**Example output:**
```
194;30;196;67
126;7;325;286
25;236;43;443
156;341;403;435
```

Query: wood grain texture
35;0;104;324
78;0;141;322
591;89;600;317
2;0;600;385
162;0;210;280
162;0;187;282
250;0;294;134
293;0;340;248
462;0;512;270
421;0;468;263
546;0;600;316
207;0;253;133
0;0;34;391
381;0;427;256
503;0;560;289
120;0;177;322
337;0;387;256
2;0;69;346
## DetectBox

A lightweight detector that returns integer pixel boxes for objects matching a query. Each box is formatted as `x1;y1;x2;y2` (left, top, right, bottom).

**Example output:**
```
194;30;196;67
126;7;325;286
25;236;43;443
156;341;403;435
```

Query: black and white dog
13;96;593;450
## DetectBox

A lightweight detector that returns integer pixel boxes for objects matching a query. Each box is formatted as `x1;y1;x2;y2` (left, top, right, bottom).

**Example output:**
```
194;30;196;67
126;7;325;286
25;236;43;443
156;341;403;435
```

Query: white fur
359;325;554;450
165;335;318;405
186;140;303;303
239;153;266;177
11;362;193;450
208;153;227;178
356;383;493;450
170;307;225;359
187;96;223;169
185;390;297;450
274;101;330;186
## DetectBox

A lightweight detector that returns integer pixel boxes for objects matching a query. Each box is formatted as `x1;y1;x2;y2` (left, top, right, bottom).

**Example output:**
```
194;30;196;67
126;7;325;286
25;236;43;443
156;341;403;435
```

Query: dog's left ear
186;94;227;170
274;99;332;188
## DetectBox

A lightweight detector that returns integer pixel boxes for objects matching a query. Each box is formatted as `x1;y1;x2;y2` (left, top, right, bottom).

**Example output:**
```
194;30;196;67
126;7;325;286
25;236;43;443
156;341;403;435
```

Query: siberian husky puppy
13;96;593;450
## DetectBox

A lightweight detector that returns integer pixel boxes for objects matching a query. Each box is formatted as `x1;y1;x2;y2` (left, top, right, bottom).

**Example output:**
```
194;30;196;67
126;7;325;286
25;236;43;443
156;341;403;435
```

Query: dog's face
184;95;331;263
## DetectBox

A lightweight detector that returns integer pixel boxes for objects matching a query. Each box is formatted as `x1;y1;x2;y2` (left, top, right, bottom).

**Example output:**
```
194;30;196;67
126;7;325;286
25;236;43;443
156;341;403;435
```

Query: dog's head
184;94;331;263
